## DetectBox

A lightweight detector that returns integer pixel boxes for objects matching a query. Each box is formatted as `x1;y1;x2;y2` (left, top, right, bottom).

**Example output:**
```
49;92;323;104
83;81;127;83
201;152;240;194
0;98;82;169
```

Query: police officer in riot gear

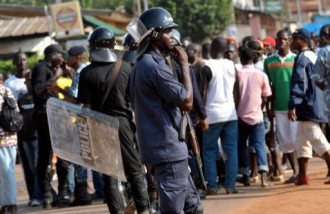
77;27;149;214
122;33;138;65
88;27;118;63
129;7;203;214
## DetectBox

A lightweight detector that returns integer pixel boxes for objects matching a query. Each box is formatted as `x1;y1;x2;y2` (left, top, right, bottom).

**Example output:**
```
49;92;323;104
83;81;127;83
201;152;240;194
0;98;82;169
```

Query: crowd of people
0;6;330;214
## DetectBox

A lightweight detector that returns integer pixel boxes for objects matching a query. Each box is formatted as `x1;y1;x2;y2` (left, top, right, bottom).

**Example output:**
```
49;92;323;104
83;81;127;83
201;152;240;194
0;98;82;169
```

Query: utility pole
317;0;323;15
295;0;302;25
143;0;148;11
133;0;141;16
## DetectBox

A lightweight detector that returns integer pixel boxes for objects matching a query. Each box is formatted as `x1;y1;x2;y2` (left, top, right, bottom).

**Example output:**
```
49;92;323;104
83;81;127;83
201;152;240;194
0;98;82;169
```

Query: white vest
204;58;237;124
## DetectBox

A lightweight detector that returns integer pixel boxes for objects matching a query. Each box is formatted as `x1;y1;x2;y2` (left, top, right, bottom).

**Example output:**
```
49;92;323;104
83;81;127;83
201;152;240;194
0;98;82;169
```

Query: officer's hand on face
172;46;189;67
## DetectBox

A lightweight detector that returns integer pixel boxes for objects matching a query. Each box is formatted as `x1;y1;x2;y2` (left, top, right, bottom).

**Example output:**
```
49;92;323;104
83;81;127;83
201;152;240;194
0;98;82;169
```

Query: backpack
0;91;23;132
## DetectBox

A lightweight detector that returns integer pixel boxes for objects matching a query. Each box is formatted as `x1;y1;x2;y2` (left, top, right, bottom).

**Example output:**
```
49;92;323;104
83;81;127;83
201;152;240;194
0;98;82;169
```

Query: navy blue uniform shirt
130;50;189;165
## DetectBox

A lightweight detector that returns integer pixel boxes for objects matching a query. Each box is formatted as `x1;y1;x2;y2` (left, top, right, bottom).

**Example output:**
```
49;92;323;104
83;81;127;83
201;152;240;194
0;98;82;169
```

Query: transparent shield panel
46;98;126;181
126;18;153;44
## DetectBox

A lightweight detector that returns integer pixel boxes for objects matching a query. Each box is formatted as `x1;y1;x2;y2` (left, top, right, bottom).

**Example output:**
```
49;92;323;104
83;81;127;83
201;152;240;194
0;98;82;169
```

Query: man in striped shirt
264;29;298;183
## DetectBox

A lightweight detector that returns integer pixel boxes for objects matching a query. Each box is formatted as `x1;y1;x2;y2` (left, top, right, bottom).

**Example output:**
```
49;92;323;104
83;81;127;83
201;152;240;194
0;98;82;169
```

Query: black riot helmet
122;33;138;51
128;7;178;59
122;33;138;65
88;27;117;62
138;7;178;40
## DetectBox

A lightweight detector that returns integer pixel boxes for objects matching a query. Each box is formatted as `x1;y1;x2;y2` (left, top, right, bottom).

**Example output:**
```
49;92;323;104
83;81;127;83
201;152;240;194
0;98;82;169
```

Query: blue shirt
313;45;330;117
289;50;327;123
69;63;87;98
130;50;189;165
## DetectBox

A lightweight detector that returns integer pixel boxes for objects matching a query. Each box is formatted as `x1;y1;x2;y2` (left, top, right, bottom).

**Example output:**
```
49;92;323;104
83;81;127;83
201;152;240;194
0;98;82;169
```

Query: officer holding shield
77;27;149;214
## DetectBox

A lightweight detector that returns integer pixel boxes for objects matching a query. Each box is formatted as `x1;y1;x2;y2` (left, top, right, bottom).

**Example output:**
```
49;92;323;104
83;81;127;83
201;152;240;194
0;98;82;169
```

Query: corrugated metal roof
0;16;49;38
83;15;125;36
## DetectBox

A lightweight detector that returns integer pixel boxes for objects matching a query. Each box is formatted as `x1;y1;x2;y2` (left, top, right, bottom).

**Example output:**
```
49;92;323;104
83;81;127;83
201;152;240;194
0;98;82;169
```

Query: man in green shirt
264;29;298;183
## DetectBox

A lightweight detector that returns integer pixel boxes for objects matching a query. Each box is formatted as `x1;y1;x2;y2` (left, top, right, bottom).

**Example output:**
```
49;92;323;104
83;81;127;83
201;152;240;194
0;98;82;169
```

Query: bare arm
200;65;212;103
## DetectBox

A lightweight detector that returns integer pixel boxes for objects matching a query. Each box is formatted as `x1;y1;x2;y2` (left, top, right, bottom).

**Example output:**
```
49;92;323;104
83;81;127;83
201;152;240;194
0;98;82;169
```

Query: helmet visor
126;18;154;44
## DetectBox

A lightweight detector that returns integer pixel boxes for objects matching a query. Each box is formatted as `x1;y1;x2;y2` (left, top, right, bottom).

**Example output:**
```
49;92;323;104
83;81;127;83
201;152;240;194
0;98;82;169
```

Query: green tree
149;0;234;42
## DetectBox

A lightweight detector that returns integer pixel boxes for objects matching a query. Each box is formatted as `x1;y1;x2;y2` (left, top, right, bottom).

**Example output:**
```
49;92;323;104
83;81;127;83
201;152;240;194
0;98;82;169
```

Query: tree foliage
149;0;233;42
1;0;233;42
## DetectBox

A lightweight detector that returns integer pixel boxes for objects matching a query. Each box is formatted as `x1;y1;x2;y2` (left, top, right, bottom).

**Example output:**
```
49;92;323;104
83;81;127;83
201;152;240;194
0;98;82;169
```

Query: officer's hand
172;46;188;66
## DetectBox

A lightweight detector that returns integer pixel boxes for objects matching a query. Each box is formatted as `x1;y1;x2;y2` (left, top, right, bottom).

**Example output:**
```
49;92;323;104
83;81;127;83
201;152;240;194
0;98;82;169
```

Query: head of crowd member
131;7;178;59
202;42;211;59
66;45;87;71
44;44;67;68
239;47;254;66
224;43;239;63
210;36;227;59
185;43;202;64
13;51;29;78
319;24;330;47
276;29;291;56
291;28;310;52
88;27;117;63
241;35;255;47
309;38;317;53
182;37;192;48
122;33;138;65
0;73;3;85
246;40;263;63
262;36;276;56
226;36;236;45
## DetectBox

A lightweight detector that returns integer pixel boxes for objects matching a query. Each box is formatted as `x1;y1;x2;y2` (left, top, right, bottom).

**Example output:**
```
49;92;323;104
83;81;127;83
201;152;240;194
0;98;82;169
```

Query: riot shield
46;97;126;181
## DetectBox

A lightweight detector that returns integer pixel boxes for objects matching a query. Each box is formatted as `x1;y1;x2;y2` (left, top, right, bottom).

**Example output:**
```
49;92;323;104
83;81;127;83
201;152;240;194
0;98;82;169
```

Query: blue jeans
22;139;41;201
92;170;104;197
0;146;17;205
238;119;269;175
203;120;238;190
67;163;74;196
151;159;201;214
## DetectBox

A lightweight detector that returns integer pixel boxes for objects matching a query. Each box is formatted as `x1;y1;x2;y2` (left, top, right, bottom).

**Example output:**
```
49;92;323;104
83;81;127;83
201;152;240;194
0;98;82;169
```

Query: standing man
288;28;330;185
4;52;40;206
201;36;238;194
31;44;71;208
77;27;149;214
62;45;92;206
236;47;272;187
313;24;330;181
129;7;203;214
264;29;298;183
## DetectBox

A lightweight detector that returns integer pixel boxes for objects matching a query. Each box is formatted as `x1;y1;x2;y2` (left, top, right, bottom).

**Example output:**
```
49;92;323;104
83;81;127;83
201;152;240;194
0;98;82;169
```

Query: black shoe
7;205;17;214
43;199;53;209
0;206;7;214
56;196;71;208
91;193;105;201
240;174;251;186
69;199;92;207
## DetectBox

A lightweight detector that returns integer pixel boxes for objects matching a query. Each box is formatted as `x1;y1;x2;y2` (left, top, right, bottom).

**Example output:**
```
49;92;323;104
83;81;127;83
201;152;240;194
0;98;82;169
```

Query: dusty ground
231;159;330;214
15;158;330;214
